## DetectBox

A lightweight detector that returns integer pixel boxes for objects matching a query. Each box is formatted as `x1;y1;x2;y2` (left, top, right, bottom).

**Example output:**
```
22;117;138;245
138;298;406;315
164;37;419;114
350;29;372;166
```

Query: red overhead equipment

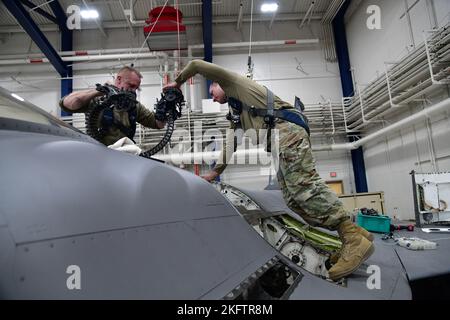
143;6;188;51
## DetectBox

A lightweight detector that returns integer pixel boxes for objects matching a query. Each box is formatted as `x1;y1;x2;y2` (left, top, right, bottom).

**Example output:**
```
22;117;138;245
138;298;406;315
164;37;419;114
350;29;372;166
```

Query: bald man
60;66;165;146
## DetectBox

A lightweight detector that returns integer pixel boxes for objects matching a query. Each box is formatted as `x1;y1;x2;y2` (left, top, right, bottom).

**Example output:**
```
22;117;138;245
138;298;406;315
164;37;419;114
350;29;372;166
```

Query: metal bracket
357;84;385;124
341;97;358;133
423;30;450;85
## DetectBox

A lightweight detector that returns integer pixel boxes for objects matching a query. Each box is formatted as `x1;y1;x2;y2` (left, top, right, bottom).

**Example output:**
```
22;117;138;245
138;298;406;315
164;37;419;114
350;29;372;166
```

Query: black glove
96;83;137;111
95;83;120;97
154;88;184;122
154;97;168;122
108;90;137;111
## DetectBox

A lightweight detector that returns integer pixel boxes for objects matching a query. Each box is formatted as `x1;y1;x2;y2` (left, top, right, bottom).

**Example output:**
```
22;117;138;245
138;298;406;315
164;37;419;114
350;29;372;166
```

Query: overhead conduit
0;40;318;66
4;2;449;163
314;97;450;151
148;96;450;164
321;0;345;62
343;24;450;132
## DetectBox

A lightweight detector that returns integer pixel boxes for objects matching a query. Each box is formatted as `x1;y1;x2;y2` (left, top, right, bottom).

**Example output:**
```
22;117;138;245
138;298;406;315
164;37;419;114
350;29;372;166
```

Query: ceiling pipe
0;48;167;60
345;59;448;129
153;148;263;163
399;0;421;19
128;0;146;25
350;70;436;130
118;0;135;37
2;0;69;77
0;38;319;65
313;97;450;151
0;13;324;33
307;1;315;25
236;2;244;30
20;0;58;24
354;98;450;148
269;10;277;30
321;0;344;62
0;52;166;65
299;1;315;29
312;143;353;151
148;98;450;159
342;24;449;131
176;0;223;5
188;39;319;49
425;0;438;29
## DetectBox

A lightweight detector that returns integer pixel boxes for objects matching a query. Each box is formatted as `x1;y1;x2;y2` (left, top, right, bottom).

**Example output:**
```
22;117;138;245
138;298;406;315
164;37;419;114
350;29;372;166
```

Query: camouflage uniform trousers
275;121;349;230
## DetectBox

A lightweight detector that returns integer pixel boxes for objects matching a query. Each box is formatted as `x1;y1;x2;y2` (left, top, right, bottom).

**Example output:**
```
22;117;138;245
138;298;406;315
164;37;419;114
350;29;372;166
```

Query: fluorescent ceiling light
80;9;99;19
261;3;278;13
11;93;25;102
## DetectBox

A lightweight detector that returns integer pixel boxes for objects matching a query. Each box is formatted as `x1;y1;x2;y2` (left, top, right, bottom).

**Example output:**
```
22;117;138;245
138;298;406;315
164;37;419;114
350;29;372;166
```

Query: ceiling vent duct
143;6;188;51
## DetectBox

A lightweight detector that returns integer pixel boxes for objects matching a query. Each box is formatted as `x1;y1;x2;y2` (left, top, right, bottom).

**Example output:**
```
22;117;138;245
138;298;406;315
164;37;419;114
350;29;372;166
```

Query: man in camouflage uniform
164;60;375;281
60;66;165;146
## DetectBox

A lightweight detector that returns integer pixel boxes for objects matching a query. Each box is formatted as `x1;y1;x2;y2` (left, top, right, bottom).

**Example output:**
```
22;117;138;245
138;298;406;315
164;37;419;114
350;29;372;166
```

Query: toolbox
356;213;391;233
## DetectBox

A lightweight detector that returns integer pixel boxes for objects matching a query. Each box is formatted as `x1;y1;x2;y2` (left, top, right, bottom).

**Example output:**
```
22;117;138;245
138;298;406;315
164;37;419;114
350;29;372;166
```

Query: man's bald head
115;66;142;92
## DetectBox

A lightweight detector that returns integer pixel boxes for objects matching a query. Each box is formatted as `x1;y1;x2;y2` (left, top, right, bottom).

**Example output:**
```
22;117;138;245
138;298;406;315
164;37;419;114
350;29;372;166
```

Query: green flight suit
175;60;348;230
60;95;158;146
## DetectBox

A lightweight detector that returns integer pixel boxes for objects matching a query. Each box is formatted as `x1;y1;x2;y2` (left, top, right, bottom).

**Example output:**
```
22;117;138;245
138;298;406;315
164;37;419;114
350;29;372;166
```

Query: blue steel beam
202;0;213;97
48;0;73;116
20;0;58;24
202;0;213;63
332;0;369;193
332;0;353;97
48;0;71;34
2;0;68;77
202;0;217;179
60;31;73;117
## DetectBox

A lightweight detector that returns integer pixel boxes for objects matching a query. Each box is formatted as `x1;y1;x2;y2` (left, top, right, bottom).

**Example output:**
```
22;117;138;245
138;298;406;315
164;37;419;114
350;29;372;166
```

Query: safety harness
226;87;310;135
86;95;138;143
100;107;137;141
86;85;184;160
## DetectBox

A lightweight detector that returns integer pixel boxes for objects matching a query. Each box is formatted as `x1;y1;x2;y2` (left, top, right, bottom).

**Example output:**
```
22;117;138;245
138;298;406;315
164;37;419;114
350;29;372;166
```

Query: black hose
140;88;184;159
86;88;183;159
139;112;176;159
85;96;110;142
86;85;139;142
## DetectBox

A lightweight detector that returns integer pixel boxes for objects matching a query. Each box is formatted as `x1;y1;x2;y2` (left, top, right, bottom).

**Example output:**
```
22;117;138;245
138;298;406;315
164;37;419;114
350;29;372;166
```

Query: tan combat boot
328;220;375;281
355;225;374;242
329;225;374;264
